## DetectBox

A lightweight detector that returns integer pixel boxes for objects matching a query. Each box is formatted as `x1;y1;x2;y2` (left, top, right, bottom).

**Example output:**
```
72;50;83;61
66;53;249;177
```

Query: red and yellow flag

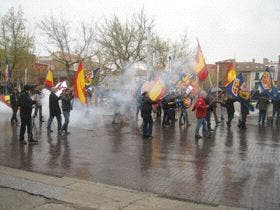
148;78;166;101
195;39;208;81
74;62;87;104
224;64;237;87
44;69;54;88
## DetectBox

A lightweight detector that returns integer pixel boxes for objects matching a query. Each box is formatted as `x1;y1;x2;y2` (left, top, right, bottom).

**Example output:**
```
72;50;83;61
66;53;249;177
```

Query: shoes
208;128;214;132
206;133;212;138
20;140;27;145
195;135;202;139
143;135;148;139
148;136;153;140
47;128;53;133
29;139;38;144
62;131;70;135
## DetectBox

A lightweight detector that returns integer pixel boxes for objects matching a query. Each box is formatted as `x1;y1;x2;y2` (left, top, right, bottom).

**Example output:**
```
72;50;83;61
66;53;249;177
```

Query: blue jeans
62;111;70;132
272;107;280;122
195;118;208;136
142;114;153;137
258;109;267;123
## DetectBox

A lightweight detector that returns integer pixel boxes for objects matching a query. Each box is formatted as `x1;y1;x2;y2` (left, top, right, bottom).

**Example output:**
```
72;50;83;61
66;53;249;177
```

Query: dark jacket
272;99;280;110
140;95;155;116
257;95;270;111
240;103;249;115
18;91;35;116
225;98;236;114
61;94;73;111
10;93;19;108
49;92;61;116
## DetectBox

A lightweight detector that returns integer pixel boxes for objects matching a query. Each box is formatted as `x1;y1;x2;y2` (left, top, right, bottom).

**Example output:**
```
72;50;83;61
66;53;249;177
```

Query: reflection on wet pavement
0;113;279;209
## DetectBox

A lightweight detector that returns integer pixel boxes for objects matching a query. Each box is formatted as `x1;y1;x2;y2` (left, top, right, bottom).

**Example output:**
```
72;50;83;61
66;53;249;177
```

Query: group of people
7;83;280;143
139;88;280;140
9;85;74;145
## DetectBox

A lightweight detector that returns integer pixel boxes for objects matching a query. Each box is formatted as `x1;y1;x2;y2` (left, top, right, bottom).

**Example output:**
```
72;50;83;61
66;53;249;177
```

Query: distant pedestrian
271;98;280;125
47;88;62;134
256;92;270;125
192;91;211;139
224;95;236;127
238;102;249;129
61;88;74;135
10;88;19;124
33;88;44;123
18;85;37;144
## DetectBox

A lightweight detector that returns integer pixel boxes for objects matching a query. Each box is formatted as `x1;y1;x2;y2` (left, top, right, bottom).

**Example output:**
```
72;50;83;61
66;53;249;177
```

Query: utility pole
146;27;153;80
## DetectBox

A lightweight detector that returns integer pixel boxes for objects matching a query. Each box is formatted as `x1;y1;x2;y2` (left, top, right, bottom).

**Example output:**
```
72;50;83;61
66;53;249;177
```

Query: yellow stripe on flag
74;62;87;104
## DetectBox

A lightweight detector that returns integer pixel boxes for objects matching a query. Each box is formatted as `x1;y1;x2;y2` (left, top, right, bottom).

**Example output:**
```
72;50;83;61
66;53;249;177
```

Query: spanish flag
44;69;54;88
194;39;208;81
224;64;236;87
148;78;166;101
74;62;87;104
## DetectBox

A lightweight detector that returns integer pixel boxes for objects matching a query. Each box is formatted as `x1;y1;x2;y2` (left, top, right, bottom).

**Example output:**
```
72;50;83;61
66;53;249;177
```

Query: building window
255;72;259;80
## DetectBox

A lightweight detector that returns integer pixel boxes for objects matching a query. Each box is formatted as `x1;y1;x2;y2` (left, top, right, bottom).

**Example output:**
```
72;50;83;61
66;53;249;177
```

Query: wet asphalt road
0;111;279;209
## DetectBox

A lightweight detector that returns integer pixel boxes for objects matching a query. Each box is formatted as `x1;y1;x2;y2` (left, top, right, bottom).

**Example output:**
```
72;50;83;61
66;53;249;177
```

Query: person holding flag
140;91;159;139
192;91;211;139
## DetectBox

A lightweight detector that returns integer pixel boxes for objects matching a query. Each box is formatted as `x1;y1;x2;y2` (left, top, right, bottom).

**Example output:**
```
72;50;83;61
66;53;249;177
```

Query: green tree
0;6;34;83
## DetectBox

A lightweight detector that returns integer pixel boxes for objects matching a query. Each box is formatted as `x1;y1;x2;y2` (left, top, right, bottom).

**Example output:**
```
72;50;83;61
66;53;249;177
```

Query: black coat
140;95;154;116
61;94;73;111
225;98;236;114
10;93;19;108
49;92;61;116
18;91;35;116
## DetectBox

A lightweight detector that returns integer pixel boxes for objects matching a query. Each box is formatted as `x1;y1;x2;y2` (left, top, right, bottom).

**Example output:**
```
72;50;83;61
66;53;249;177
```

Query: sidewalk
0;166;244;210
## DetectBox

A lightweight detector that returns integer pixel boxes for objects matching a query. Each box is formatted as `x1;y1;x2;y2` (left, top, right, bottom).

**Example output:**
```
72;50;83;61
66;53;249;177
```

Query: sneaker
148;136;153;140
195;135;202;139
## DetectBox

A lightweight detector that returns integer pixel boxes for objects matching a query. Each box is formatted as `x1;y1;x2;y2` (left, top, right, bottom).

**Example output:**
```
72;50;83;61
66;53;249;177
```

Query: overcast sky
0;0;279;63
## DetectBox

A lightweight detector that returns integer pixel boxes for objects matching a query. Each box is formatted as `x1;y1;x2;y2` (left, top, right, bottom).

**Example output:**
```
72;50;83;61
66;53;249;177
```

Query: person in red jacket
192;91;210;139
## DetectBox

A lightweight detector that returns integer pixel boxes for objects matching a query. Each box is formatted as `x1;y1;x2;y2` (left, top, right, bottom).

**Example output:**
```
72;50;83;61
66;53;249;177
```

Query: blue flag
226;73;254;111
260;67;279;101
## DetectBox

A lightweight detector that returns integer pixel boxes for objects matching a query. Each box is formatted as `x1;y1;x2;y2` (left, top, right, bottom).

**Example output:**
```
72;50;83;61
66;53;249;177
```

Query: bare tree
0;6;34;83
152;32;193;72
38;16;96;82
98;9;152;74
